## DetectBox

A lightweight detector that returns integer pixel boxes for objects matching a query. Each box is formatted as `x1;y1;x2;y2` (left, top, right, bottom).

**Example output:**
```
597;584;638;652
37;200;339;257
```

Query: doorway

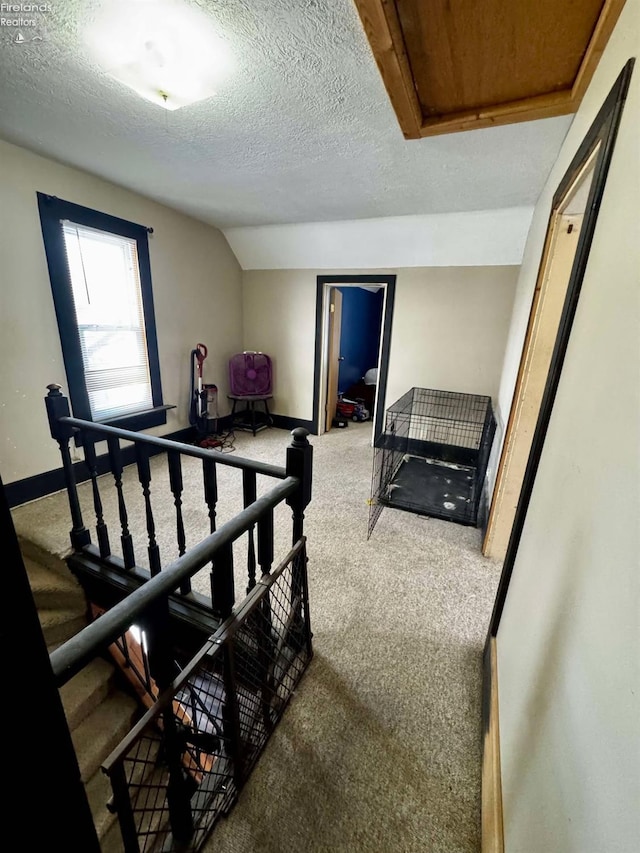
312;275;396;442
485;59;634;636
483;153;598;559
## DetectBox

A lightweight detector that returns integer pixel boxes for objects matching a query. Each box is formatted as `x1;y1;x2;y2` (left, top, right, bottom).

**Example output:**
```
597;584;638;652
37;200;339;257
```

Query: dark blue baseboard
7;416;316;508
6;426;197;508
223;413;315;435
269;415;316;434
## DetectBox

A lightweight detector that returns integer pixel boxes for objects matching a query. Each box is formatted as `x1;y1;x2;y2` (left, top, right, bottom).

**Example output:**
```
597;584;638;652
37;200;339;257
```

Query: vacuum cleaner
189;343;221;448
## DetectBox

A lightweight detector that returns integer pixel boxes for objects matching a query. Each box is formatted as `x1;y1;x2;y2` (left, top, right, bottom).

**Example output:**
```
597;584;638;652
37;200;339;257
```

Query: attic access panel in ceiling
354;0;626;138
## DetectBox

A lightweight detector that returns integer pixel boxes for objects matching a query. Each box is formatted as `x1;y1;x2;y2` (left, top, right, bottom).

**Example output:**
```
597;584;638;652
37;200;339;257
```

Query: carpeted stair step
87;728;165;853
38;606;88;648
60;657;117;732
99;818;126;853
19;546;90;648
62;659;150;850
24;554;85;610
16;535;168;850
18;535;76;582
71;690;140;783
85;765;122;849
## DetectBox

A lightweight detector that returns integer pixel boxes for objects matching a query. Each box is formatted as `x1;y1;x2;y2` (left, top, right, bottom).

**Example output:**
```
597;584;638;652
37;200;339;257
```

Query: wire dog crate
368;387;496;537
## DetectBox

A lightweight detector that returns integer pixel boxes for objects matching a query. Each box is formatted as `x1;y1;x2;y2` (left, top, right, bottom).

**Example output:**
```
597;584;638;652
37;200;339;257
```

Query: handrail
49;475;299;687
58;415;288;480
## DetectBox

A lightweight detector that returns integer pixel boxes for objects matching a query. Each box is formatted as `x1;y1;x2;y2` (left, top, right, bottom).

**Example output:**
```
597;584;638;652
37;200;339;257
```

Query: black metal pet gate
368;387;496;537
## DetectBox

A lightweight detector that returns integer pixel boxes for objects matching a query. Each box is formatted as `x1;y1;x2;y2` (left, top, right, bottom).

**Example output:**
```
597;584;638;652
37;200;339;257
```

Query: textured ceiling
0;0;573;228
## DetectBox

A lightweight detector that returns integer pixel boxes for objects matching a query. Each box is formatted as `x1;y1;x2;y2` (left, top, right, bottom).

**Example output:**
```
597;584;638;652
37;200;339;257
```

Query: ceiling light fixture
85;0;233;110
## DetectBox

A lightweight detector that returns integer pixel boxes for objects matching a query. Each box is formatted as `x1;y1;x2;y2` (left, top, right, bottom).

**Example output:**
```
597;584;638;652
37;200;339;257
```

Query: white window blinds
62;220;153;421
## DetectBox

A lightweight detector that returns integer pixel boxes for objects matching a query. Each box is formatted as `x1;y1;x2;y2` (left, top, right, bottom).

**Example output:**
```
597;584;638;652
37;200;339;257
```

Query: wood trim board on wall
482;637;504;853
483;203;589;560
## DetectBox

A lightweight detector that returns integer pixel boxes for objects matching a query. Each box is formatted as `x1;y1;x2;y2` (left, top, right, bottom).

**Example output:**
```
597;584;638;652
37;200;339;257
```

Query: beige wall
0;139;242;485
242;266;518;428
241;270;318;420
385;267;517;410
496;2;640;850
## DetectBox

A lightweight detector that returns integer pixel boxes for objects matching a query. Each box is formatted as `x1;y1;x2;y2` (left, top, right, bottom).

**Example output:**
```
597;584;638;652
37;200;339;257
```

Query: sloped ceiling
0;0;572;228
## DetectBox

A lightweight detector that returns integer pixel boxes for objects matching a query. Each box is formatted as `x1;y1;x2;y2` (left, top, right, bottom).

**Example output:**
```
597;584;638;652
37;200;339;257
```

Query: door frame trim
486;59;634;645
482;637;504;853
312;274;396;441
483;167;594;559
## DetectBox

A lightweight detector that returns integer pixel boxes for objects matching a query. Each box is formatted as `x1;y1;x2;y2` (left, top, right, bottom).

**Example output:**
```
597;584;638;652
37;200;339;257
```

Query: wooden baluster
45;385;91;551
141;635;153;698
83;437;110;559
285;428;313;650
107;763;140;853
257;592;273;732
243;468;257;593
222;640;244;788
257;508;275;729
168;450;190;595
202;457;217;534
258;508;274;637
258;508;274;577
107;436;135;569
211;541;234;621
299;539;313;659
203;457;218;599
143;600;194;845
135;444;161;577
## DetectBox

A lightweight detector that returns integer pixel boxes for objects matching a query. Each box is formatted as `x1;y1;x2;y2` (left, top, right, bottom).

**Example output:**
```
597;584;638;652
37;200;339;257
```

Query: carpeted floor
12;421;502;853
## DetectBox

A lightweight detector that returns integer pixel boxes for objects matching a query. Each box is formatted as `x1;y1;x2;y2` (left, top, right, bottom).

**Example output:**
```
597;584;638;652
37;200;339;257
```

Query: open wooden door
483;153;596;560
325;288;343;432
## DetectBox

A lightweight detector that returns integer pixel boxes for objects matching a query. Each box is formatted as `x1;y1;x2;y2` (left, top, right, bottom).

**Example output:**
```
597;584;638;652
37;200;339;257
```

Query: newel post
285;428;313;547
45;384;91;550
285;428;313;649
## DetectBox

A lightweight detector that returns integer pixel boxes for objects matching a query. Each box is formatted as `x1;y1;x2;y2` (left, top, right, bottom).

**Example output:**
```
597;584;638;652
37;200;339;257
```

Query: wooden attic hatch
353;0;627;138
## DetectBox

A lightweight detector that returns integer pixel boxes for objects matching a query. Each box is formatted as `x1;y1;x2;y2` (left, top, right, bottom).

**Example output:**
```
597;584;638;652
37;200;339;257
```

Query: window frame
37;193;168;432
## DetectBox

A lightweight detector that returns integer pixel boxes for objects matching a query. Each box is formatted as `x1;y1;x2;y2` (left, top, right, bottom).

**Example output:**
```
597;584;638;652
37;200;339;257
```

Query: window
38;193;168;430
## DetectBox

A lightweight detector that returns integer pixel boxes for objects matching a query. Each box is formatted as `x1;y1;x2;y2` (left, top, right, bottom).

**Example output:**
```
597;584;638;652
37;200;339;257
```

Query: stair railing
43;383;313;851
102;537;313;852
44;383;313;690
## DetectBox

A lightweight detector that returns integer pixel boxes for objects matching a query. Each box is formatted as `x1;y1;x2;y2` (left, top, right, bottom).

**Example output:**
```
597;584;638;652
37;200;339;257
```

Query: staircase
14;400;315;852
21;539;140;852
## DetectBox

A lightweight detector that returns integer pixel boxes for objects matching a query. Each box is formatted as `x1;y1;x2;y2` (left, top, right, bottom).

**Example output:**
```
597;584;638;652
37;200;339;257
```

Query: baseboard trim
8;416;317;508
269;415;316;434
482;637;505;853
6;426;197;508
